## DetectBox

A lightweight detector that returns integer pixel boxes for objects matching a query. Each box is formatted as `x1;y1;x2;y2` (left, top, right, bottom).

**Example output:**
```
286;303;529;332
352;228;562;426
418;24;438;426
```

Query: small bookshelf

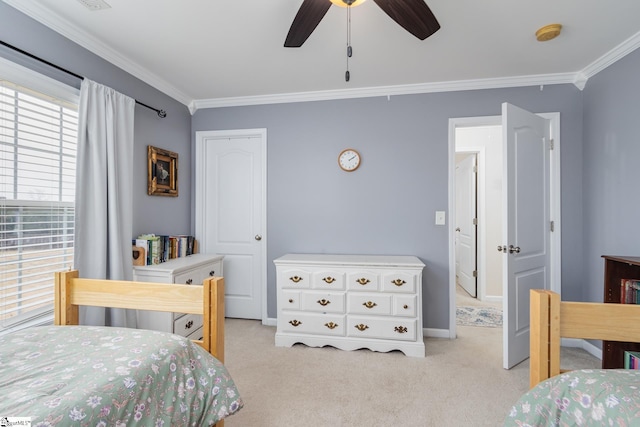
133;234;198;266
602;255;640;369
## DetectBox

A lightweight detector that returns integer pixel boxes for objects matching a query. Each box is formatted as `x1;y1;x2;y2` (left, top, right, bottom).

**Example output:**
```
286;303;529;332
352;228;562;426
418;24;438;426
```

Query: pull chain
346;5;352;82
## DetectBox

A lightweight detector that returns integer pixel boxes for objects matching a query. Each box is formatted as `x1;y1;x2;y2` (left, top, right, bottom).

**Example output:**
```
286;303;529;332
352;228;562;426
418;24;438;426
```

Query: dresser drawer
381;271;418;293
301;292;345;314
278;269;311;289
278;312;346;336
347;316;418;341
311;270;345;290
394;295;417;317
346;271;379;291
347;293;392;315
174;313;203;338
173;260;221;286
279;290;301;311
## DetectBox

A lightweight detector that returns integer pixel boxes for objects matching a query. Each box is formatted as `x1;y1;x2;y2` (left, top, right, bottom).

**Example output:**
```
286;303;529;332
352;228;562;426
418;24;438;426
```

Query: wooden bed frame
529;289;640;389
54;269;225;362
55;270;227;426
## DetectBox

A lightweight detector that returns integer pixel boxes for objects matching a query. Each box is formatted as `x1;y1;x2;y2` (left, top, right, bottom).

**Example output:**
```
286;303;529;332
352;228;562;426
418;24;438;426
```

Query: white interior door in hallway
195;129;267;321
455;153;477;298
448;113;561;363
502;103;553;369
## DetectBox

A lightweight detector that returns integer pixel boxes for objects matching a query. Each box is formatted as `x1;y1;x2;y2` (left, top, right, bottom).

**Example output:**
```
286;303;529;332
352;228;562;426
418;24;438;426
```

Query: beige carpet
222;318;600;427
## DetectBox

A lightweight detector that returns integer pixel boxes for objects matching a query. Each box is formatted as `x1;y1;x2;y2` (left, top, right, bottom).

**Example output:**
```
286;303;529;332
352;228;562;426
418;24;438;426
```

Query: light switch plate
435;211;446;225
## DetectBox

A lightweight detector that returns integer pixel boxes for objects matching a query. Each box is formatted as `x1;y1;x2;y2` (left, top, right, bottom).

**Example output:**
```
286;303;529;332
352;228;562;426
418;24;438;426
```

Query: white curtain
74;79;136;327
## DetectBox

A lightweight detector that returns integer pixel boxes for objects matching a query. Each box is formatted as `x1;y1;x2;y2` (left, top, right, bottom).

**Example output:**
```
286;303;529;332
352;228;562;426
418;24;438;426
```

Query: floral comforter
504;369;640;426
0;325;243;426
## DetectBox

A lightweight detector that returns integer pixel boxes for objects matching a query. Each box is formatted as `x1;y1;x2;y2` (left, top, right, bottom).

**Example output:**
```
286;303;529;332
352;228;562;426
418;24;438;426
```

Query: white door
455;154;477;297
195;129;266;321
502;103;551;369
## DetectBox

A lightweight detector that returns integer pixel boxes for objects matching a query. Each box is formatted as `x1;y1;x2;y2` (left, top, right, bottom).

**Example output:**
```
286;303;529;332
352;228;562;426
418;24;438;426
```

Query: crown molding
3;0;192;107
190;72;578;112
579;30;640;81
191;29;640;111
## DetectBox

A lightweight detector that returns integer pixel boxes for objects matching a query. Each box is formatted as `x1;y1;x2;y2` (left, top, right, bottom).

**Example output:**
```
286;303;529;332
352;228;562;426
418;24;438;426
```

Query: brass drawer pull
317;299;331;306
363;301;377;309
324;322;338;330
323;277;336;284
391;279;406;287
289;320;302;327
356;278;370;285
354;324;369;331
185;320;193;329
288;298;294;303
185;278;193;285
289;276;303;283
403;304;409;309
209;270;215;276
394;326;408;334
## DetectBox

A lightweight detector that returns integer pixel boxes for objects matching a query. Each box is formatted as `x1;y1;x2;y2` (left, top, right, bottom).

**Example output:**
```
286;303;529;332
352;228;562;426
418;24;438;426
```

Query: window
0;57;79;333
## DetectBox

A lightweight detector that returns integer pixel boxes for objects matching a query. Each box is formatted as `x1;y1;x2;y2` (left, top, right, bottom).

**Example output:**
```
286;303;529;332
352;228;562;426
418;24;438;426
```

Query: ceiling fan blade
285;0;333;48
372;0;440;40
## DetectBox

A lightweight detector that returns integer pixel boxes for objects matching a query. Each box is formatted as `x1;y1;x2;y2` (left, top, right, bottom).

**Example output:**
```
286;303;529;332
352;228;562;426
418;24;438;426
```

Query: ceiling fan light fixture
536;24;562;42
329;0;368;8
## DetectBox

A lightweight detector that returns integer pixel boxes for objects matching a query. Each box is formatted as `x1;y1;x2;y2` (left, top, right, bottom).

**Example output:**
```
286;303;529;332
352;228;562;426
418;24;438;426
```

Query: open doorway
454;123;504;332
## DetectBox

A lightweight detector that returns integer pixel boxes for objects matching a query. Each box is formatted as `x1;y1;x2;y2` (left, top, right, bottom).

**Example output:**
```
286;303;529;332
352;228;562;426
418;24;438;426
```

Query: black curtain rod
0;40;166;118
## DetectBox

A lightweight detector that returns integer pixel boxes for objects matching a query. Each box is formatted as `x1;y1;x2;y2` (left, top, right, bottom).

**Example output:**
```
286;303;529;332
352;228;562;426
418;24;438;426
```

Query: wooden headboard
54;269;225;363
529;289;640;388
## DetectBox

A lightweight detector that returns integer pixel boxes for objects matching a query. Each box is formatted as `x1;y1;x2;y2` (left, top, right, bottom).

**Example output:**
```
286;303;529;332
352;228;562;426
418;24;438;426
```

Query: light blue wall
582;48;640;304
0;2;192;238
193;85;585;328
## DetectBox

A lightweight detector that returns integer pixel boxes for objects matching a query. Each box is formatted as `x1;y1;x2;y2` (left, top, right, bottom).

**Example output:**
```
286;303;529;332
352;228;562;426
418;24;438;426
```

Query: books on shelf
132;234;197;266
624;351;640;369
620;279;640;304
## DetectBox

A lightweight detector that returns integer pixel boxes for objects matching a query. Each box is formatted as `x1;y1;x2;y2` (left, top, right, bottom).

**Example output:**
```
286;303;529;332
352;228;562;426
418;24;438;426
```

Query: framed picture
147;145;178;197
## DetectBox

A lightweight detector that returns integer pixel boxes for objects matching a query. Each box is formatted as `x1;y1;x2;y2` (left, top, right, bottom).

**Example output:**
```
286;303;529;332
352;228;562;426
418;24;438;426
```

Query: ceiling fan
284;0;441;48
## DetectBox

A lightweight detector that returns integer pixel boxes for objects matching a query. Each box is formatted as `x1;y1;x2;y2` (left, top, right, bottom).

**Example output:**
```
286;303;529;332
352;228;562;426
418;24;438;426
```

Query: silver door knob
509;245;521;254
255;235;262;241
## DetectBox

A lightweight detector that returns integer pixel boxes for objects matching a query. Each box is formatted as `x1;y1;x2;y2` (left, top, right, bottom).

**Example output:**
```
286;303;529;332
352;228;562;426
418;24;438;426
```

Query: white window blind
0;74;78;333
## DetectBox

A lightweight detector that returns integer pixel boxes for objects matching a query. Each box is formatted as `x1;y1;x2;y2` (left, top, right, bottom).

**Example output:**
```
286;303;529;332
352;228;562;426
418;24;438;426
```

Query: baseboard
264;317;277;327
562;337;602;360
423;328;450;339
420;330;603;361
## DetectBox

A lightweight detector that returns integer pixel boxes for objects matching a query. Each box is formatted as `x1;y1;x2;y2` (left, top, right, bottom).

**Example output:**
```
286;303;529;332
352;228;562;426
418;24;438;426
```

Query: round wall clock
338;148;361;172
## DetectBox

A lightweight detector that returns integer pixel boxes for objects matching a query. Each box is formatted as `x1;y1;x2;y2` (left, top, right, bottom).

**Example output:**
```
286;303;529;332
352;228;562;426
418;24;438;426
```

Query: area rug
456;306;503;327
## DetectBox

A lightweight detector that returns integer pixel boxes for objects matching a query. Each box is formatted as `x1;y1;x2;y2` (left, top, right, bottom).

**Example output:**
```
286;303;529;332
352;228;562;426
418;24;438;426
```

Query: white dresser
133;253;224;339
274;254;425;357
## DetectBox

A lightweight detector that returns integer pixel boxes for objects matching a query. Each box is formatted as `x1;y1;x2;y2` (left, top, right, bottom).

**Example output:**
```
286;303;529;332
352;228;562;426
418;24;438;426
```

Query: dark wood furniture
602;255;640;368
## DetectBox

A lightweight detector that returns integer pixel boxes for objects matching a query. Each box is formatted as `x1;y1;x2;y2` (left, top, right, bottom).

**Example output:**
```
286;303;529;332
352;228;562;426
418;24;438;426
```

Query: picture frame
147;145;178;197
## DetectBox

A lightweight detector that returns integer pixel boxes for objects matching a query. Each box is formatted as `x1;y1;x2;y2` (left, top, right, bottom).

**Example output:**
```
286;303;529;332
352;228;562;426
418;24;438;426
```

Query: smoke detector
76;0;112;11
536;24;562;42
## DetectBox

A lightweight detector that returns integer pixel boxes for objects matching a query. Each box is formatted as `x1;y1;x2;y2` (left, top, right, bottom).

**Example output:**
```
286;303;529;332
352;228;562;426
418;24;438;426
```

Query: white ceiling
5;0;640;111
